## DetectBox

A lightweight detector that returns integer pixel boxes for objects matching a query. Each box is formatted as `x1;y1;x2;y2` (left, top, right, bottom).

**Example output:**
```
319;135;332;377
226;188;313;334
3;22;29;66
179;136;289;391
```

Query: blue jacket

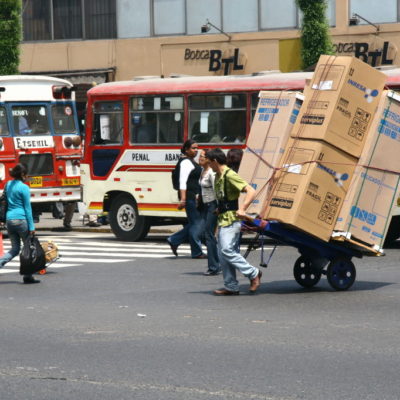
5;179;35;231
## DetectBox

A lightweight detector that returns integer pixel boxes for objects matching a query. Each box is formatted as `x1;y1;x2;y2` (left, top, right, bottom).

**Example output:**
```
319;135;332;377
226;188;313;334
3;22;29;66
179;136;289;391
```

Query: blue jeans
218;221;259;292
200;201;220;272
168;198;203;258
0;219;29;267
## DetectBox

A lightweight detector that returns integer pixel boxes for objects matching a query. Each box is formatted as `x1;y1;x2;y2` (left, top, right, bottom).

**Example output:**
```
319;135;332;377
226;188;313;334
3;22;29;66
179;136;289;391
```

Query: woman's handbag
20;234;46;275
0;184;8;223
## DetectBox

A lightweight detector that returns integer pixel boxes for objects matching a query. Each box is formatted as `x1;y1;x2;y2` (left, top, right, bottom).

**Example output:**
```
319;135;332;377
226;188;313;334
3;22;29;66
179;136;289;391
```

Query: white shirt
199;168;216;203
179;158;195;190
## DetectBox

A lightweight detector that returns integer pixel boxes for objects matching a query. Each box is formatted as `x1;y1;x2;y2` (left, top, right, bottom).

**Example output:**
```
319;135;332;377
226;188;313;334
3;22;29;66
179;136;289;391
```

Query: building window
350;0;397;24
85;0;117;39
154;0;185;35
222;0;258;33
117;0;150;38
22;0;116;41
22;0;51;41
186;0;221;35
53;0;82;40
260;0;297;29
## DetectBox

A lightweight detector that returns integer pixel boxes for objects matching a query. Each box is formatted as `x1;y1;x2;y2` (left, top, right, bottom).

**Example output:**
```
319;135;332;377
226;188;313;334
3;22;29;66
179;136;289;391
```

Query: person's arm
21;185;35;232
236;184;256;219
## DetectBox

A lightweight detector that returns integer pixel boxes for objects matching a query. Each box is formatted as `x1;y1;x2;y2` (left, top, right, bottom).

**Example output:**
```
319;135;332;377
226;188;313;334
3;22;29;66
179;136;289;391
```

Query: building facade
19;0;400;104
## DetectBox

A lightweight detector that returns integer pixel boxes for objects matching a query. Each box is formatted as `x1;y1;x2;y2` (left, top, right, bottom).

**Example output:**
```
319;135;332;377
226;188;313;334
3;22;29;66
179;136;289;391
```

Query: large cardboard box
263;138;358;241
333;91;400;248
291;55;386;158
239;91;303;215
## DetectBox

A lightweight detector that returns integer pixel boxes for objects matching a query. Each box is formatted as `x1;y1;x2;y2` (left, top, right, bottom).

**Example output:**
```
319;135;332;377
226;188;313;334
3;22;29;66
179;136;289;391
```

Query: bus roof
0;75;74;102
87;67;400;98
0;75;73;87
88;71;314;96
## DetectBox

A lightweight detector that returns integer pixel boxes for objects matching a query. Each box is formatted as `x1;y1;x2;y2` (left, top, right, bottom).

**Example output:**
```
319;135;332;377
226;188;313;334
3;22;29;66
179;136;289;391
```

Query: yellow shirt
215;167;248;227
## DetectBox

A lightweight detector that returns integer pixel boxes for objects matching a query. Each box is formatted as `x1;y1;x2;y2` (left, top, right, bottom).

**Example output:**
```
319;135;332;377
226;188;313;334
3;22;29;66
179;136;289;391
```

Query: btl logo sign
209;48;244;75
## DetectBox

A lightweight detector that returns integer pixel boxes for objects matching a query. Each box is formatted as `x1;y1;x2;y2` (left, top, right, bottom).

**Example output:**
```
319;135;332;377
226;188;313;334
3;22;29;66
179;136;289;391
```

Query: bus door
0;103;17;182
90;100;125;179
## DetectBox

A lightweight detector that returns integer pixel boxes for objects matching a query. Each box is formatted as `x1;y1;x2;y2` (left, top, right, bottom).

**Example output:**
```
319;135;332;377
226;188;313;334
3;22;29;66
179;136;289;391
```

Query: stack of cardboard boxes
239;91;303;215
333;90;400;250
241;55;400;251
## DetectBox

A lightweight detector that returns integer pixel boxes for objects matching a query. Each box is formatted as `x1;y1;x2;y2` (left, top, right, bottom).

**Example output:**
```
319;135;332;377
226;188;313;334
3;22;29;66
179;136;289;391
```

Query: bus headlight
64;137;73;147
72;136;82;147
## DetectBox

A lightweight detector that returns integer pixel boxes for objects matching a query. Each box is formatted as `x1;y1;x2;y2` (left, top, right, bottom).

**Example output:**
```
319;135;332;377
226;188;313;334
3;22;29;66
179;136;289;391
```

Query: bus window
12;105;50;136
130;96;183;144
0;107;9;136
189;94;247;143
92;101;123;145
52;104;77;133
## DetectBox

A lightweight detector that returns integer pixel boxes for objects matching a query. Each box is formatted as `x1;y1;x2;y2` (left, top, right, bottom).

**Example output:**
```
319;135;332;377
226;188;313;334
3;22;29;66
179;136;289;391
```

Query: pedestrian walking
0;164;40;284
198;149;220;275
206;148;261;295
167;139;205;258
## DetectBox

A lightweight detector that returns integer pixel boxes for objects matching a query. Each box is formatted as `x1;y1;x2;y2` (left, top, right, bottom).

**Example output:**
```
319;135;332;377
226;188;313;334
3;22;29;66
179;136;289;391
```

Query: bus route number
30;176;43;187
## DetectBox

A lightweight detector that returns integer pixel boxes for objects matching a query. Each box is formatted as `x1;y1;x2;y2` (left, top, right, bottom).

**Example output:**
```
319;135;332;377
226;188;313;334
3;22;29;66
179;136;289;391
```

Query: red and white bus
0;75;82;218
81;69;400;242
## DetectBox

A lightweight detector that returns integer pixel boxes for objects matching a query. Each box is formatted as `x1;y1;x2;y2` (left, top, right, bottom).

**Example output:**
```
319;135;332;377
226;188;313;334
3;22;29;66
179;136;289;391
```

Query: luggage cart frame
246;219;365;291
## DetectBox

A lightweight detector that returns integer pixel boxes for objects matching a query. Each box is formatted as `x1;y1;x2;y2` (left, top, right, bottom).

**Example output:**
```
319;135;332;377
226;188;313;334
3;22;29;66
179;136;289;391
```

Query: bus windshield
11;104;77;136
12;105;50;135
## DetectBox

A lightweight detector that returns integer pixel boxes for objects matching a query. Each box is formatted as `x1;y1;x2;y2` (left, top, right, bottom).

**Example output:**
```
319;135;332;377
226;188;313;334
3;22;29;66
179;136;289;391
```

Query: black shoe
204;269;222;276
23;276;40;284
167;240;178;257
87;221;101;227
63;223;72;232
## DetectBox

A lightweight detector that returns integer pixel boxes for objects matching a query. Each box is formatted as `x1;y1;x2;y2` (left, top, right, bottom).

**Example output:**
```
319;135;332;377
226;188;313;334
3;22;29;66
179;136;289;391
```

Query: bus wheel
109;194;150;241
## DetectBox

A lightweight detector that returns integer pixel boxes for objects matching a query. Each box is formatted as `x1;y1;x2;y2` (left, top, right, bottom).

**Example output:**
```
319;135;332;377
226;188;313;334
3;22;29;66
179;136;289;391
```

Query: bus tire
109;194;150;241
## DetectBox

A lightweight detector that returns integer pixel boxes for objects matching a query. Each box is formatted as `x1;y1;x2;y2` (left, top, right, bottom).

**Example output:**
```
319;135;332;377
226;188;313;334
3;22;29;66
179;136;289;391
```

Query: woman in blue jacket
0;163;39;284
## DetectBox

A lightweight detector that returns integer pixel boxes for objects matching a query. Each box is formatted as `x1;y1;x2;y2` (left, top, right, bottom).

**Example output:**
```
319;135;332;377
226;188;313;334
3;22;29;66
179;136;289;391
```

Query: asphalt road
0;231;399;400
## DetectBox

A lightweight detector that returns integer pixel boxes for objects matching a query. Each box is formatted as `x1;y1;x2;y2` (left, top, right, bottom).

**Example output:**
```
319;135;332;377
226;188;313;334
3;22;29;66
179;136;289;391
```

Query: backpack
171;158;195;191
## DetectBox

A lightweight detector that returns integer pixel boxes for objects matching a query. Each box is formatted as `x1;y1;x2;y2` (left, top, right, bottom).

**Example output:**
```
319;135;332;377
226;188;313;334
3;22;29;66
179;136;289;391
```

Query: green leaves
295;0;334;69
0;0;22;75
